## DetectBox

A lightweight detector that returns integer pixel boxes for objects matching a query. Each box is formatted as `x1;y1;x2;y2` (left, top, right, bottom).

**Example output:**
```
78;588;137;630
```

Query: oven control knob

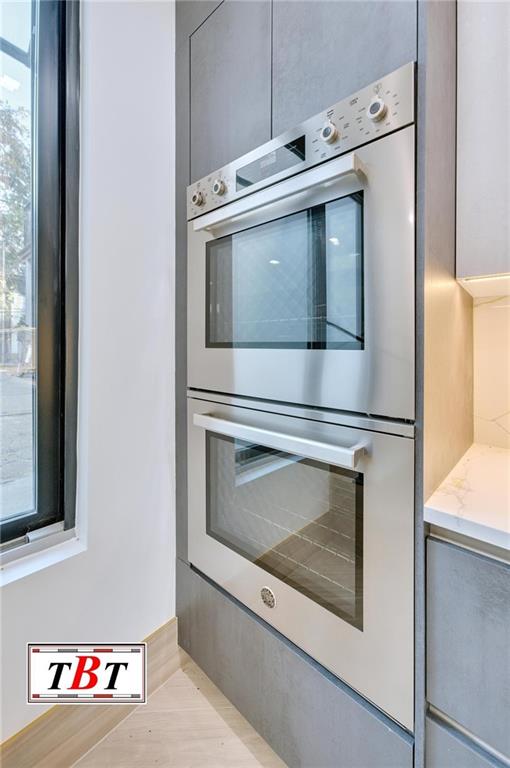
191;190;205;207
320;121;339;144
212;179;226;196
367;97;387;122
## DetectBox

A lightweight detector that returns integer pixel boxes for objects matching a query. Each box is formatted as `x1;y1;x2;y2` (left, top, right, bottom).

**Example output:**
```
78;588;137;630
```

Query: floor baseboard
0;617;180;768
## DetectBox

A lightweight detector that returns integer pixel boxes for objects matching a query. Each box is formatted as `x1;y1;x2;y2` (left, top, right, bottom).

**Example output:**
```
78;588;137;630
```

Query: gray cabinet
427;538;510;760
178;559;413;768
426;716;506;768
190;0;271;181
457;0;510;280
189;1;419;180
272;0;417;135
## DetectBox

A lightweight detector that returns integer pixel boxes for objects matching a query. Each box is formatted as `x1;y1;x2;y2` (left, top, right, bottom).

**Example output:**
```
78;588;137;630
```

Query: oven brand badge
28;644;146;704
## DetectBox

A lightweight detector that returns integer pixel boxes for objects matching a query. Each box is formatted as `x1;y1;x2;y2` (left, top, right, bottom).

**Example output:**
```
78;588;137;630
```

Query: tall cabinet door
457;0;510;279
272;0;417;135
190;0;271;182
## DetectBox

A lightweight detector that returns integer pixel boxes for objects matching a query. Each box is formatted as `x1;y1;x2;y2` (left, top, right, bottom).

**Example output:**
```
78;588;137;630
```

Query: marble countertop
425;443;510;550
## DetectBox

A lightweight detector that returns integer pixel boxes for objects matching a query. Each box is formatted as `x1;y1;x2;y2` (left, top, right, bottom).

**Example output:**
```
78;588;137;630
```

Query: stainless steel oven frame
188;124;415;420
187;393;415;730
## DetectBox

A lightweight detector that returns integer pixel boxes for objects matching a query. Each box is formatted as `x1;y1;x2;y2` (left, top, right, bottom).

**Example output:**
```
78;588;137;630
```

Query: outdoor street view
0;1;36;523
0;372;34;520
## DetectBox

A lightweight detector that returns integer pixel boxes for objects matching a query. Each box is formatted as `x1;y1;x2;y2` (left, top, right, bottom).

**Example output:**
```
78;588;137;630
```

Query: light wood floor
73;652;286;768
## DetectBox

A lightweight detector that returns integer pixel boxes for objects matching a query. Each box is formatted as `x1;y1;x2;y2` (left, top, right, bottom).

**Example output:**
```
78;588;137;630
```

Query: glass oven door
206;192;364;351
188;397;415;730
188;126;415;420
206;428;364;630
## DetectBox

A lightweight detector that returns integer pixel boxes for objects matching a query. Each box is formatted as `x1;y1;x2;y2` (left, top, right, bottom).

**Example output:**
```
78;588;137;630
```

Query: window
0;1;79;547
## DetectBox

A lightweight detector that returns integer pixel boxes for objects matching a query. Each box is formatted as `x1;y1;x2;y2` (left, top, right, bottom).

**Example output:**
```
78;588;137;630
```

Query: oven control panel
187;61;415;221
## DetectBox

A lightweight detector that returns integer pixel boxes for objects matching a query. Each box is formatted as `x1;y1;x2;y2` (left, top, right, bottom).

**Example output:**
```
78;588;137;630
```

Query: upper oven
187;63;415;420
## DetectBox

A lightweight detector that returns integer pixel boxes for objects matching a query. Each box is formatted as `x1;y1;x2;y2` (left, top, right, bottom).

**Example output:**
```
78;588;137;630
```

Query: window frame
0;0;79;546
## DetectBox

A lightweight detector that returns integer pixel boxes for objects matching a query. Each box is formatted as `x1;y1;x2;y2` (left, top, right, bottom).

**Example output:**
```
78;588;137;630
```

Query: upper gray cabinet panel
176;1;222;43
190;0;271;182
272;0;417;135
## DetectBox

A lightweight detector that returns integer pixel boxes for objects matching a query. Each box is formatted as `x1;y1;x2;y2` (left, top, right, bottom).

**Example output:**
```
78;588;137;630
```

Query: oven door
188;126;415;420
188;397;414;730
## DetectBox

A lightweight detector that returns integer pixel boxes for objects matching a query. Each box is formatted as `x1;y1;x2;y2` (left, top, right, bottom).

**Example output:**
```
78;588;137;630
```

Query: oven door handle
192;152;367;232
193;413;367;470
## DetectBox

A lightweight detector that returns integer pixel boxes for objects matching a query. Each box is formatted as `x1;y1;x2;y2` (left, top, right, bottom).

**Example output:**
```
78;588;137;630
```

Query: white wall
474;296;510;448
0;0;176;740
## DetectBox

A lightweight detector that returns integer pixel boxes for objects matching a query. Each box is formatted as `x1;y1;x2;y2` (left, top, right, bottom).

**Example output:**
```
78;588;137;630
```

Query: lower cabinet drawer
178;560;413;768
427;538;510;759
426;716;506;768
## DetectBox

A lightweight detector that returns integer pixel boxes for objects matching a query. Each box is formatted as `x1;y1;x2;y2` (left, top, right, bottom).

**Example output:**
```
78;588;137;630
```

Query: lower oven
188;394;414;730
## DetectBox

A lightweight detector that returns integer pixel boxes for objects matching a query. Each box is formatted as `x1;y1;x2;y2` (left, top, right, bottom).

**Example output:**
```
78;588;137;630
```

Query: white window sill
0;531;86;586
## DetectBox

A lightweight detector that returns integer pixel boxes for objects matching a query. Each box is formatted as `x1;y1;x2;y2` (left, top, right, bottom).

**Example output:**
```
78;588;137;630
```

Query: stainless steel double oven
187;63;416;730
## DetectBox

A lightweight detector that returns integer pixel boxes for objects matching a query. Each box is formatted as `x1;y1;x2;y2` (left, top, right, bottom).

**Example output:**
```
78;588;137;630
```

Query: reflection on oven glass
206;433;363;629
206;192;363;350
